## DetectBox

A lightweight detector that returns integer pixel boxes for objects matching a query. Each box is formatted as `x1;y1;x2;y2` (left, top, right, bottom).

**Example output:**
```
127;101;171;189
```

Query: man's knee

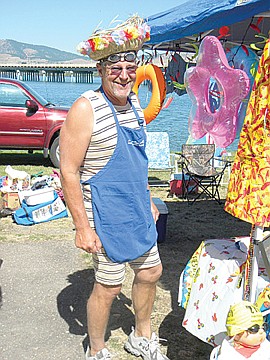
91;282;122;302
134;263;163;284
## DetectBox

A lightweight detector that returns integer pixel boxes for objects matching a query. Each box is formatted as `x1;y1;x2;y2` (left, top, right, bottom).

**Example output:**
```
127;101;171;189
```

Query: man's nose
119;68;129;78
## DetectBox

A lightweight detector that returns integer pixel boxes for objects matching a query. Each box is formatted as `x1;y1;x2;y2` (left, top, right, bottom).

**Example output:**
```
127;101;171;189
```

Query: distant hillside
0;39;90;64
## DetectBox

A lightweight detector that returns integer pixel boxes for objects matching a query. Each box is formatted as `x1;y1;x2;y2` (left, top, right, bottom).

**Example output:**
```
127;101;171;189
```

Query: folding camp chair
179;144;230;204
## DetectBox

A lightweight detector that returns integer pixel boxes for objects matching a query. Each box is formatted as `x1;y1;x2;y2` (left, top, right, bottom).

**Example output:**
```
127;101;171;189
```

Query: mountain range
0;39;90;64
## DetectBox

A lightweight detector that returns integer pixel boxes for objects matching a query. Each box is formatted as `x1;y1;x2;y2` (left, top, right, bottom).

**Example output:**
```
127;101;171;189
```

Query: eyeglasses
247;323;268;334
106;65;138;76
102;52;137;63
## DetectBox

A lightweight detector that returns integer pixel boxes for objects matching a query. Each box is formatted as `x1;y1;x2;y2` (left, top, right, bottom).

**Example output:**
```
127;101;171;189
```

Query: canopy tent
144;0;270;53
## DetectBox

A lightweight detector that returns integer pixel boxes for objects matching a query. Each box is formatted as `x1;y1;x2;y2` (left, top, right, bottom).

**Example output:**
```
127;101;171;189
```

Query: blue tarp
146;0;270;45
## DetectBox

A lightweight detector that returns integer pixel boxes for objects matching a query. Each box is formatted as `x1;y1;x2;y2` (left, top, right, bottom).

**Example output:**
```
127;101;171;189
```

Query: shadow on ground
57;268;135;352
55;197;253;359
0;151;52;167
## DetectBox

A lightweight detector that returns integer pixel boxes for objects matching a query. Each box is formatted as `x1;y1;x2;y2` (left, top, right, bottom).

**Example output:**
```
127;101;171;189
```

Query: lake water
25;79;239;153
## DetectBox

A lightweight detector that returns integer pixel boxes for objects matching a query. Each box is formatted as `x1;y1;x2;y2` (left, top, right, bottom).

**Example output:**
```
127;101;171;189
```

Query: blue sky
1;0;186;54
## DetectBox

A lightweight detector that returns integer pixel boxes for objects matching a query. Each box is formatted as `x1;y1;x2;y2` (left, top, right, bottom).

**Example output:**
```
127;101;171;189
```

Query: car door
0;82;47;148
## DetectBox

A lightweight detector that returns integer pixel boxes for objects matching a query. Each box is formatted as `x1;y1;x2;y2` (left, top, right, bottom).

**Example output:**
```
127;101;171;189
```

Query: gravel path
0;192;249;360
0;237;89;360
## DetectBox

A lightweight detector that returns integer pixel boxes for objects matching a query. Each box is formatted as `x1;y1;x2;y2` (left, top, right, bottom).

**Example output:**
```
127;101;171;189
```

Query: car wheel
49;136;60;168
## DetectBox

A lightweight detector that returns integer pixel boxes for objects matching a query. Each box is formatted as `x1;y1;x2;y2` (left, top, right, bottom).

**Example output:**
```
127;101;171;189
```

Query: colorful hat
226;301;264;336
77;15;150;61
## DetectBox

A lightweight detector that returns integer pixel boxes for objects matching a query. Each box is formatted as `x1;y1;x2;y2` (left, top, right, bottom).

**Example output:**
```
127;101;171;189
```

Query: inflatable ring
133;64;166;124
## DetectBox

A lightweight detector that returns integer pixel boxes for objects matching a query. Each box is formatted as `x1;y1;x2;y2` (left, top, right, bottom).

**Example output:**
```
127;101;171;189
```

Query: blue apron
82;89;157;263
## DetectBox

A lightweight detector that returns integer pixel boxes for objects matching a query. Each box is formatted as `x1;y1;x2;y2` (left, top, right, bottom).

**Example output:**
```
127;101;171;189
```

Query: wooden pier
0;63;97;83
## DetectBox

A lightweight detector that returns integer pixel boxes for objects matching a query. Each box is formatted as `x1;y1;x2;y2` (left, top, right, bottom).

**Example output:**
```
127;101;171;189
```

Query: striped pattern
93;245;161;285
80;89;145;228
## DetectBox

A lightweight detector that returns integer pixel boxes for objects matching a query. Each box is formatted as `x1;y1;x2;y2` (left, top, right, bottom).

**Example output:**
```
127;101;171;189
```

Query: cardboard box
170;173;198;196
0;191;20;210
152;197;168;243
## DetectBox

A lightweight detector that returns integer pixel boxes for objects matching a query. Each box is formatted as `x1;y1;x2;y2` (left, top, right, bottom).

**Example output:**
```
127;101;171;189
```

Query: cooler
152;197;168;243
170;173;198;196
19;187;55;206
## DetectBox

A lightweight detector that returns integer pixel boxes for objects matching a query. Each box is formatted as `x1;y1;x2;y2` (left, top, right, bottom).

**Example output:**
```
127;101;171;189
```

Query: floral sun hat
77;15;150;61
226;301;264;337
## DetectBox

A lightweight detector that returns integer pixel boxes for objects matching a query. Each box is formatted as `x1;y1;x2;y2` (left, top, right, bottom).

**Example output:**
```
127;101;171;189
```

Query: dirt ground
0;183;254;360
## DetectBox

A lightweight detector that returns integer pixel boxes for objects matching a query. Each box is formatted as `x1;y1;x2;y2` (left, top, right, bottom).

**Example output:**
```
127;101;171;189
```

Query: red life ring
133;64;166;124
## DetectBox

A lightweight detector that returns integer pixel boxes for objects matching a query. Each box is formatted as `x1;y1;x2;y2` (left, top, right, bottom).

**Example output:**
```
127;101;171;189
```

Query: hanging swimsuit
82;88;157;263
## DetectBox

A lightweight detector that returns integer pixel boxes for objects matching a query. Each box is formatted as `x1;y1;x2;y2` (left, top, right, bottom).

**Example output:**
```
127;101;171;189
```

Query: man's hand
151;200;160;223
75;227;102;253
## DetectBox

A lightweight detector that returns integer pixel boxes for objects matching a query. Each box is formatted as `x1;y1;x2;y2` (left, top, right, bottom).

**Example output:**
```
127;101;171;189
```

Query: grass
0;149;240;359
0;149;174;180
0;149;234;201
0;150;54;176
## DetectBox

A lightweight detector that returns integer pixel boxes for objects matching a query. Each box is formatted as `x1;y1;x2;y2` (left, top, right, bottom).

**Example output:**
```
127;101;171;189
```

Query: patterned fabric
92;244;161;286
225;39;270;226
182;144;219;176
178;238;248;346
145;132;172;169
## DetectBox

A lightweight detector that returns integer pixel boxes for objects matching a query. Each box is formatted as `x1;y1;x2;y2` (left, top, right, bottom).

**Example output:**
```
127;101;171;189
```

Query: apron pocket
99;192;134;226
131;189;151;225
101;223;151;263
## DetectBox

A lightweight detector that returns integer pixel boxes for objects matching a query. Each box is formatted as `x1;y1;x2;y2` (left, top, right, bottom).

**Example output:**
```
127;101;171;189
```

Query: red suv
0;78;69;168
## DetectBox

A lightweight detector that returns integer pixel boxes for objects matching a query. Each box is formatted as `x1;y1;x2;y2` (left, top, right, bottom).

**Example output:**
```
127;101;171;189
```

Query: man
60;15;169;360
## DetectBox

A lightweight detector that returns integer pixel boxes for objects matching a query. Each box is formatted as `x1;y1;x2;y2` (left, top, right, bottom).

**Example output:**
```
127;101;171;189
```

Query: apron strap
100;87;144;127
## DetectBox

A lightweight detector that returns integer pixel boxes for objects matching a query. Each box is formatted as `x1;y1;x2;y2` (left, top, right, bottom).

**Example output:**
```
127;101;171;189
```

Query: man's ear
96;63;103;77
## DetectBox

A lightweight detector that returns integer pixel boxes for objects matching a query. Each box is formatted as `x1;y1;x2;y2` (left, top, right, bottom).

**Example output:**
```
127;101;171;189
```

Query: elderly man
60;15;169;360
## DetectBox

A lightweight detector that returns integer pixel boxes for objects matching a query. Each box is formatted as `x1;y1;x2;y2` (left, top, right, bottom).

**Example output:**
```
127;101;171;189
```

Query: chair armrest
170;153;181;173
213;157;233;167
213;157;232;162
176;153;190;174
177;152;188;162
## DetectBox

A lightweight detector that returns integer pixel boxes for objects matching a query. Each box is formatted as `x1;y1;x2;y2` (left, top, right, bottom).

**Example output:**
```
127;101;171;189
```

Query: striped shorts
92;244;161;285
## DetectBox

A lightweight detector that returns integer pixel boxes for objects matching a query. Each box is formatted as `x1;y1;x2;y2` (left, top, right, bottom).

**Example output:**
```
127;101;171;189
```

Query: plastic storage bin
20;187;55;206
152;197;168;243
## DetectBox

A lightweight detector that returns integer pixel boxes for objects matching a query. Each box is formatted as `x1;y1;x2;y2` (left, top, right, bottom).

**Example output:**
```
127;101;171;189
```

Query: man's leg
87;281;122;355
125;251;169;359
132;264;163;338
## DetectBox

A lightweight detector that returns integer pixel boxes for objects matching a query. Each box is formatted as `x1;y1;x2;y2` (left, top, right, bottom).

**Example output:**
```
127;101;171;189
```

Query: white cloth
178;238;249;346
210;338;270;359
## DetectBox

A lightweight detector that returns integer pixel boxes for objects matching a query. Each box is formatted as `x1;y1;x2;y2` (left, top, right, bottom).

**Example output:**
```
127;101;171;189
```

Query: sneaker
124;328;170;360
85;347;112;360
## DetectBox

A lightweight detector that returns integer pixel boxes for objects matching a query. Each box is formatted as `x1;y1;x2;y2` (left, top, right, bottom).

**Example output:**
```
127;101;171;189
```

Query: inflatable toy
133;64;166;124
185;36;250;148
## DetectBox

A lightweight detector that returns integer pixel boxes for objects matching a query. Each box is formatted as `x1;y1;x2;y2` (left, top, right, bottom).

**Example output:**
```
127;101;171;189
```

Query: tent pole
244;225;263;303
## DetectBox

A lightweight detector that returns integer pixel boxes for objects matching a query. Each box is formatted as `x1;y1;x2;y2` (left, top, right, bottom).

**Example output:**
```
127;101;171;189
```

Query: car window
0;83;30;107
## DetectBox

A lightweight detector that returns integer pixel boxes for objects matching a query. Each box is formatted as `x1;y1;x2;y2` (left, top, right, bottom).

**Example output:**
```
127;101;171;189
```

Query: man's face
97;52;138;105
